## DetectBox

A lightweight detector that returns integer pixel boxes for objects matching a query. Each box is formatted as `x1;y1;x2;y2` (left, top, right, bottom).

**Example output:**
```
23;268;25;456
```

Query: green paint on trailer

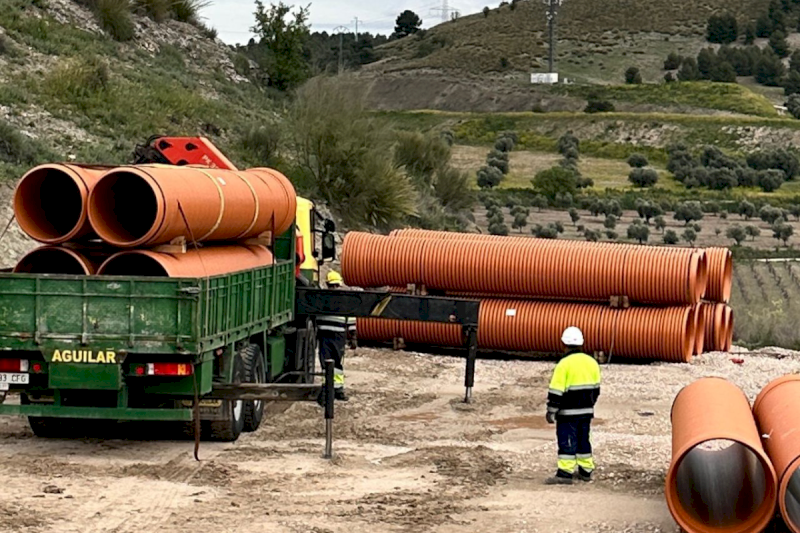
49;363;122;390
0;404;193;421
266;336;286;381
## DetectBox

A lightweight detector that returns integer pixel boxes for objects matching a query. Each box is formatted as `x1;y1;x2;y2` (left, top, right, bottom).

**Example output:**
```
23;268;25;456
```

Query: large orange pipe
13;245;111;275
704;247;733;303
343;232;707;306
359;299;697;362
666;377;777;533
97;245;273;277
753;375;800;533
14;164;108;244
87;165;296;248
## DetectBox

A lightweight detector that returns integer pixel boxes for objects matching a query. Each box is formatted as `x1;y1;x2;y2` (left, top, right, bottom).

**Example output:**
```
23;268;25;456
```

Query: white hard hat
561;326;584;347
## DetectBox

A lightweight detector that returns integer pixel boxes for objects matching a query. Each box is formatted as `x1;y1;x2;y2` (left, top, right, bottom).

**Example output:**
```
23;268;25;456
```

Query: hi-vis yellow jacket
546;351;601;418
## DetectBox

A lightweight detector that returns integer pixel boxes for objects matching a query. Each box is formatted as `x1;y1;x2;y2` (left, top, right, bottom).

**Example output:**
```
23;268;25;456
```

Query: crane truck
0;137;480;450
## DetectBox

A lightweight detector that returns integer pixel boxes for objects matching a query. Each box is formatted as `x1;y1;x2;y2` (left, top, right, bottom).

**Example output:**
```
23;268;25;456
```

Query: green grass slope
0;0;274;183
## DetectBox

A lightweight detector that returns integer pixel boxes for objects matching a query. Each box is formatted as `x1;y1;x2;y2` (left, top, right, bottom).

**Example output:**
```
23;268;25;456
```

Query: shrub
664;72;676;83
747;148;799;180
171;0;211;23
45;55;110;101
744;22;756;44
745;225;761;240
133;0;171;21
674;201;704;225
394;131;451;184
625;66;642;84
568;208;580;225
627;222;650;244
629;168;659;187
738;200;757;219
773;221;794;245
682;228;698;246
760;204;784;224
758;169;786;192
627;153;649;168
289;76;417;231
0;119;50;165
477;166;503;189
483;6;490;17
440;130;455;146
706;12;738;44
677;57;701;81
433;167;472;211
726;225;747;245
605;230;618;241
710;61;737;83
241;124;281;166
603;215;617;230
635;199;663;223
708;168;738;190
784;71;800;97
663;229;679;244
532;194;548;211
554;192;574;208
755;49;786;86
532;166;578;200
494;136;515;153
532;224;559;239
93;0;135;41
770;31;790;58
664;52;683;70
654;215;666;232
584;96;615;113
584;229;601;242
557;132;580;155
511;213;528;233
697;48;717;79
489;222;510;236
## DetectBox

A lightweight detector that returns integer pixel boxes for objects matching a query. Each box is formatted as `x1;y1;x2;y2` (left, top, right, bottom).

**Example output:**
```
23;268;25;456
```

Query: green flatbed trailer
0;229;311;441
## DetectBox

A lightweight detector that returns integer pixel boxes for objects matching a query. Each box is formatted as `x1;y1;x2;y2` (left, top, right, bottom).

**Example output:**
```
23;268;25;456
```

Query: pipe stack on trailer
11;163;297;277
344;229;734;362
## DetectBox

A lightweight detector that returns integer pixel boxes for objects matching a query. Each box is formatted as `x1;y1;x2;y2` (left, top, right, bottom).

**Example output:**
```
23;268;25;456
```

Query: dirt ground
1;346;799;533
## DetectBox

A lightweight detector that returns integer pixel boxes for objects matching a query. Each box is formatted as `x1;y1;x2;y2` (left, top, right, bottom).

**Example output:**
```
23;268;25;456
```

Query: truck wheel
207;354;246;442
241;344;265;433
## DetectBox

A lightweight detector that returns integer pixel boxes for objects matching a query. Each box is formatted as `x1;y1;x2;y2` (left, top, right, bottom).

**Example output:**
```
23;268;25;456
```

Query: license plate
0;383;7;391
0;373;29;385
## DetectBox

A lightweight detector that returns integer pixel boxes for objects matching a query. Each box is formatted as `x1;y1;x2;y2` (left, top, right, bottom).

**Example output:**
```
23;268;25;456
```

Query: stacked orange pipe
358;299;698;362
13;245;112;275
87;165;296;248
14;164;108;244
97;245;274;278
753;375;800;533
667;377;777;533
343;232;708;306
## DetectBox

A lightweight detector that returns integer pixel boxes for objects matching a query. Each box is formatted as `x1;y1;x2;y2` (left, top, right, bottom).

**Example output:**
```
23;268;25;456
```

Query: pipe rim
97;250;172;277
753;374;800;414
88;167;166;248
13;245;94;275
780;455;800;533
14;164;90;244
665;435;777;533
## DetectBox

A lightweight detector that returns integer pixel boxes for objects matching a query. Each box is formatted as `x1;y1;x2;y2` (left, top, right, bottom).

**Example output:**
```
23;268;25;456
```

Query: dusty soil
0;346;798;533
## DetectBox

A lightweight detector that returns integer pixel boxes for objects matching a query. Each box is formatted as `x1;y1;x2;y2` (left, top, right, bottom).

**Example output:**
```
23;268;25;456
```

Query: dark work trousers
318;332;346;388
555;416;594;478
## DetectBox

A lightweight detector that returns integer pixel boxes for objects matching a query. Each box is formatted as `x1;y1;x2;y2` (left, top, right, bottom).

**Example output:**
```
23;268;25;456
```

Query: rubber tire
242;344;265;433
207;354;246;442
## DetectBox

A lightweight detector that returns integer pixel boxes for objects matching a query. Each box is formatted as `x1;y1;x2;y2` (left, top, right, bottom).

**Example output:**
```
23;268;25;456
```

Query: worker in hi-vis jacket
316;271;356;401
544;326;601;485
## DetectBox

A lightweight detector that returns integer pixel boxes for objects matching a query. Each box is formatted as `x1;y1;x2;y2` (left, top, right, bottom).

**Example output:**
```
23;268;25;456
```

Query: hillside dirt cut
1;346;798;532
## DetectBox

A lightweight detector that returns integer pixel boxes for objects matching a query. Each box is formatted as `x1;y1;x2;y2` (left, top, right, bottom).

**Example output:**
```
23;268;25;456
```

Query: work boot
544;473;573;485
578;469;593;482
334;388;349;402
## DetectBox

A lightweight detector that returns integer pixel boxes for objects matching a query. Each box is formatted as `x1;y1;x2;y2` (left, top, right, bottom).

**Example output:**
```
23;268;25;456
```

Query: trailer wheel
242;344;265;433
206;354;246;442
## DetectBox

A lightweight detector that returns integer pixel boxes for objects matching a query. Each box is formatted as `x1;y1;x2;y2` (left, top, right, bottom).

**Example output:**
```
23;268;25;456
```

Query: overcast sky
200;1;486;44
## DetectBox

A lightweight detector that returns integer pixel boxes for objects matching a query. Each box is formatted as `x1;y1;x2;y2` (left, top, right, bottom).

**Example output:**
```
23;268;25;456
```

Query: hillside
363;0;773;112
0;0;279;267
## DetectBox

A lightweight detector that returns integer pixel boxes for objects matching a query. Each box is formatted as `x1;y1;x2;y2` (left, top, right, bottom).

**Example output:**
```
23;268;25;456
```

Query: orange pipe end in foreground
753;375;800;533
97;245;273;278
14;164;107;244
667;377;777;533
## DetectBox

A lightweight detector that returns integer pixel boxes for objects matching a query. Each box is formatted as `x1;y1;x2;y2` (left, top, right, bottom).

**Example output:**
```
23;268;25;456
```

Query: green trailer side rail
0;260;295;357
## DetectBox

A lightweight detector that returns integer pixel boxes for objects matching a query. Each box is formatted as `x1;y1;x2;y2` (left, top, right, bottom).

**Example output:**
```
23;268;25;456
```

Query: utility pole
542;0;564;73
333;26;349;75
353;17;359;40
431;0;455;22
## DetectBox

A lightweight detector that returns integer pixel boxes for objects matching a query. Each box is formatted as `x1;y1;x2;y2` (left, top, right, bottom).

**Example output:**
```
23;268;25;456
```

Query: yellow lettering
88;351;96;364
52;350;62;362
107;352;116;364
96;352;106;364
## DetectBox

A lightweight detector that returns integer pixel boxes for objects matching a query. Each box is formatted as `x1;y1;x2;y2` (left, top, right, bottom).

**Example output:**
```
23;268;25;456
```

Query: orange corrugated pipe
87;165;296;248
14;164;108;244
97;245;273;277
753;375;800;533
693;303;706;355
13;245;111;275
359;299;697;362
666;377;777;533
704;247;733;303
343;232;707;306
